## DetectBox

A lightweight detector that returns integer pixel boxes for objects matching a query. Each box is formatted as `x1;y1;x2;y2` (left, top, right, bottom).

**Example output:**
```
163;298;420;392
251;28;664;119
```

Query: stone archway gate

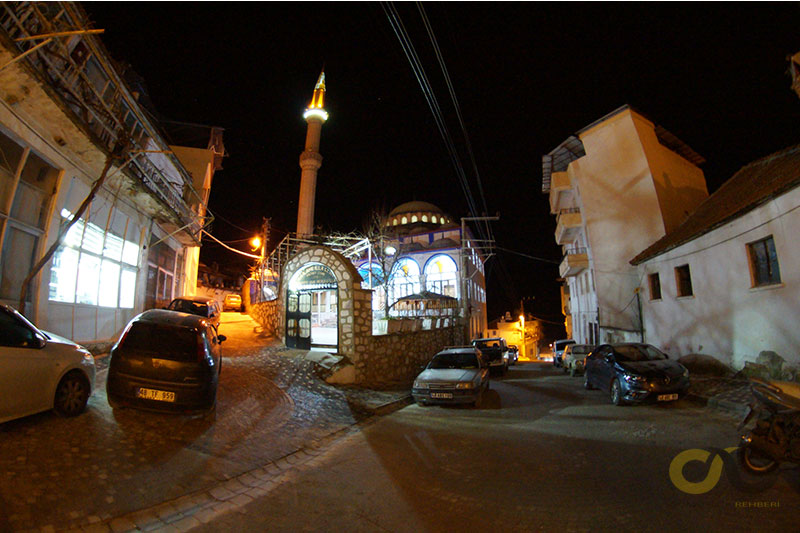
279;245;372;360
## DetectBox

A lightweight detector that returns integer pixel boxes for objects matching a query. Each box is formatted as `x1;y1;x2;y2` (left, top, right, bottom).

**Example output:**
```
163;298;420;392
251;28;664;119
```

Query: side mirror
218;334;227;343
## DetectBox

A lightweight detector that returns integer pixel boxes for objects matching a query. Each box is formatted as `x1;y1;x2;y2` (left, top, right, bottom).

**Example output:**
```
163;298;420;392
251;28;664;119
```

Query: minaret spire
296;70;328;237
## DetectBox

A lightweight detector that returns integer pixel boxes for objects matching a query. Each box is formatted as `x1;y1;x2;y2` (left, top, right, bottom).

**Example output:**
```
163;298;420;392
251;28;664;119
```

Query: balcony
549;171;574;213
559;248;588;278
0;3;204;244
555;208;582;244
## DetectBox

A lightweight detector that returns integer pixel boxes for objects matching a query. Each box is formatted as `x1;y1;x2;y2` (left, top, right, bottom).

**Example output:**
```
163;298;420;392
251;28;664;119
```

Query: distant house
0;3;222;348
632;145;800;368
542;105;708;345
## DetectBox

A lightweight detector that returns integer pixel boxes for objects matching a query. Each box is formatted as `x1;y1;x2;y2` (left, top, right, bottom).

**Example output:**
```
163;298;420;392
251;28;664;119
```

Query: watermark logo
669;447;738;494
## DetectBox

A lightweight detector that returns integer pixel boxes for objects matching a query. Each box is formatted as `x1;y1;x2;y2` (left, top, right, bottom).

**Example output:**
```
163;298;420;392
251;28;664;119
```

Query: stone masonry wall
357;325;465;385
249;300;280;336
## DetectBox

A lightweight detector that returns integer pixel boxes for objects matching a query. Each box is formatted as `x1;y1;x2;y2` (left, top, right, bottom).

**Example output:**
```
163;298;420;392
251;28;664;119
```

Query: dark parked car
471;337;508;375
166;296;221;329
584;343;689;405
412;347;490;407
106;310;226;414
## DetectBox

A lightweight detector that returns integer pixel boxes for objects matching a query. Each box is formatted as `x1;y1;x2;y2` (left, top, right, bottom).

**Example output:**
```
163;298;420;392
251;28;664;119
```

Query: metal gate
285;290;312;349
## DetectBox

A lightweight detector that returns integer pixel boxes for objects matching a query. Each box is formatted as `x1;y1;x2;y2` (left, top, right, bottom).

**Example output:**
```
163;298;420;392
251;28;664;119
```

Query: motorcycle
738;376;800;474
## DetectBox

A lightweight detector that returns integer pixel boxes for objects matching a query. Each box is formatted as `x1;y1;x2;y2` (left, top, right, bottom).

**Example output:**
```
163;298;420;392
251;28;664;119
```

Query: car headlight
413;380;428;389
623;374;647;384
455;382;475;389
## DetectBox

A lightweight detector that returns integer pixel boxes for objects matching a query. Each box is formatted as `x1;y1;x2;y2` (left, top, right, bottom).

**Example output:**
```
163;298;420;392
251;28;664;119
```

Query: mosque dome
386;201;453;229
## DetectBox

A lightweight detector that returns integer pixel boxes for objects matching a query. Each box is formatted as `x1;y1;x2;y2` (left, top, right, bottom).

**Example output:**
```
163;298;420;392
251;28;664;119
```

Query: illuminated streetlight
384;245;397;256
250;236;261;251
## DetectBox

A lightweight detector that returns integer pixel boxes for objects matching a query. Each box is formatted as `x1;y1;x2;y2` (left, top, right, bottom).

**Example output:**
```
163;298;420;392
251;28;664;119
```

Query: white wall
639;187;800;368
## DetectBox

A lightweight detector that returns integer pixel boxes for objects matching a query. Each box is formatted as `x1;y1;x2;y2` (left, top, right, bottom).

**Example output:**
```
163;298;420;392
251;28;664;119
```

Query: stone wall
249;300;280;336
355;325;465;385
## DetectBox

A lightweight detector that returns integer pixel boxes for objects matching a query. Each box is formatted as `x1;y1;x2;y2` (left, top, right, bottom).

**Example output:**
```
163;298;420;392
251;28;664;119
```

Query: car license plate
136;388;176;402
430;392;453;399
657;393;678;401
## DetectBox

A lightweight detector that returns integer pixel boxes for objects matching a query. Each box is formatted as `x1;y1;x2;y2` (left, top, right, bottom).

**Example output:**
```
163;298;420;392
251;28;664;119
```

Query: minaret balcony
559;248;588;278
549;171;574;213
555;208;582;244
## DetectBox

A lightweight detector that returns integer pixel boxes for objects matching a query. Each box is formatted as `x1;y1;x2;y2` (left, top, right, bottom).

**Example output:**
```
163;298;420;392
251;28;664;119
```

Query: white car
0;304;95;424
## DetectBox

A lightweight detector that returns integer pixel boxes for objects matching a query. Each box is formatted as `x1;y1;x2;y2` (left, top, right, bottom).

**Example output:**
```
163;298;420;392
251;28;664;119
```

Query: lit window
747;236;781;287
424;254;458;298
401;216;408;224
648;273;661;300
392;219;398;226
422;215;428;222
49;209;140;308
432;216;438;223
675;264;693;297
411;215;418;223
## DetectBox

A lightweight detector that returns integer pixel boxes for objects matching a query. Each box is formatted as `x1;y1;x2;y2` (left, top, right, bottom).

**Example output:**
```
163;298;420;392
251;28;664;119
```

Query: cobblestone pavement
0;313;408;532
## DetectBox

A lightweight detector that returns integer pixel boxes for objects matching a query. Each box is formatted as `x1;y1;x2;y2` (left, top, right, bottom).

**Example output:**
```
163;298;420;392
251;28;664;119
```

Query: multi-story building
0;2;223;349
542;105;708;345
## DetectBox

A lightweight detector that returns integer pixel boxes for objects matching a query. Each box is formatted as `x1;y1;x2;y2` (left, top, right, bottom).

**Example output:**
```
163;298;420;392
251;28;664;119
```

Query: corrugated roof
631;144;800;264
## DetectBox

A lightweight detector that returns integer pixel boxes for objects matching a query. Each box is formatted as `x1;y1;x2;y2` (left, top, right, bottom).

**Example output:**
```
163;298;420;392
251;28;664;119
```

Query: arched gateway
280;246;368;355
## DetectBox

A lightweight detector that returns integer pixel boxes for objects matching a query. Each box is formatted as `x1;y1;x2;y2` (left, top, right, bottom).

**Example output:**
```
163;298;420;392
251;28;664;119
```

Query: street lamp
519;314;525;360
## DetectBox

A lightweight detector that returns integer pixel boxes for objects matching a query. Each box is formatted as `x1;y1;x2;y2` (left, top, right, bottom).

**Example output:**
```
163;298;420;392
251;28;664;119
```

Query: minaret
296;71;328;237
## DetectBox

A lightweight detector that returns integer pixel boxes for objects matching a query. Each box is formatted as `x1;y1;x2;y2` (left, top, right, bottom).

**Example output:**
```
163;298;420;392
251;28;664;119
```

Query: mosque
253;73;488;381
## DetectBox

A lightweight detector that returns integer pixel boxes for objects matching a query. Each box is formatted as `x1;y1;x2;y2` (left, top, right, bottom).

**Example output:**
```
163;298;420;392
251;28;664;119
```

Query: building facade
370;201;488;341
542;106;708;345
0;3;222;348
632;145;800;369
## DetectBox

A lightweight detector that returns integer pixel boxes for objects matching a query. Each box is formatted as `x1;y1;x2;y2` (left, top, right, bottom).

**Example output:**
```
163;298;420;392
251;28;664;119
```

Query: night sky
84;2;799;337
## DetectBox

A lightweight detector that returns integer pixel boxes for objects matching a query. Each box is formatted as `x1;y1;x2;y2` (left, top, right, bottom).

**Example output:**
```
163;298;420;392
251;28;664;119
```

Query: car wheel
473;390;483;409
738;442;778;475
610;379;623;406
584;375;595;390
54;372;90;417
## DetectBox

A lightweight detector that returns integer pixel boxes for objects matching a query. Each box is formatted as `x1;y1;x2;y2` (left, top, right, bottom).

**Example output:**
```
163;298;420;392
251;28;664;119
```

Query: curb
366;394;413;415
687;392;749;417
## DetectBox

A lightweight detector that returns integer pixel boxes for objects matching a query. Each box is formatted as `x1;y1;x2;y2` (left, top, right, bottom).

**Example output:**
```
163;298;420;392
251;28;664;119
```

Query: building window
747;236;781;287
648;273;661;300
388;257;421;305
401;216;408;224
424;254;458;298
411;215;418;223
675;264;693;297
0;133;60;302
49;208;140;308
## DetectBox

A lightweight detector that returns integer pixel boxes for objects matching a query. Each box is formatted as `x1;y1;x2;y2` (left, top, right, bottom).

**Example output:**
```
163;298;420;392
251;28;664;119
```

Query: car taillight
197;338;207;362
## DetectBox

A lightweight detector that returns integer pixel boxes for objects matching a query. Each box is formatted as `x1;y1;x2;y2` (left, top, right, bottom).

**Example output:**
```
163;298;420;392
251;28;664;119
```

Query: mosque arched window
401;216;408;224
424;254;459;298
411;215;418;223
393;219;398;226
431;215;438;223
357;261;384;289
388;257;421;306
421;215;428;222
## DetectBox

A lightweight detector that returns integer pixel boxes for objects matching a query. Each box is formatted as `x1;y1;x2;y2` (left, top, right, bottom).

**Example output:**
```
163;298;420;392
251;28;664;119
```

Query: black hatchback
584;343;689;405
106;309;226;414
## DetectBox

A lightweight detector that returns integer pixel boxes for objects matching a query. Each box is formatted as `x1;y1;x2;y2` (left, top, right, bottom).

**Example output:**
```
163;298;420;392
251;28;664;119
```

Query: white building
632;144;800;368
542;105;708;345
0;3;223;349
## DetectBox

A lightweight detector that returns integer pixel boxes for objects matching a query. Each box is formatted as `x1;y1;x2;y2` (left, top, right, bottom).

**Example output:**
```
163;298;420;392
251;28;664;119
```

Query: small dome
388;201;445;217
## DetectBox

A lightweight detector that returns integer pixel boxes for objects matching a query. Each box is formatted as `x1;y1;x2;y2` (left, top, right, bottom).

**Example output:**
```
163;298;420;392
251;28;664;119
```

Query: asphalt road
193;363;800;533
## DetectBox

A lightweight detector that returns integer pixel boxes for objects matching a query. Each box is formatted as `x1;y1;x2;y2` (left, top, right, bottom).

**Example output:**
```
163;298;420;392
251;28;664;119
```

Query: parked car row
558;340;691;406
1;297;231;425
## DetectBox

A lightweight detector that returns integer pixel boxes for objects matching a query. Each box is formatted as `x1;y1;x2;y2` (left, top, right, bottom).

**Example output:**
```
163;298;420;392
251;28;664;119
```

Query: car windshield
614;344;667;362
168;299;208;315
428;352;479;369
120;322;199;361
